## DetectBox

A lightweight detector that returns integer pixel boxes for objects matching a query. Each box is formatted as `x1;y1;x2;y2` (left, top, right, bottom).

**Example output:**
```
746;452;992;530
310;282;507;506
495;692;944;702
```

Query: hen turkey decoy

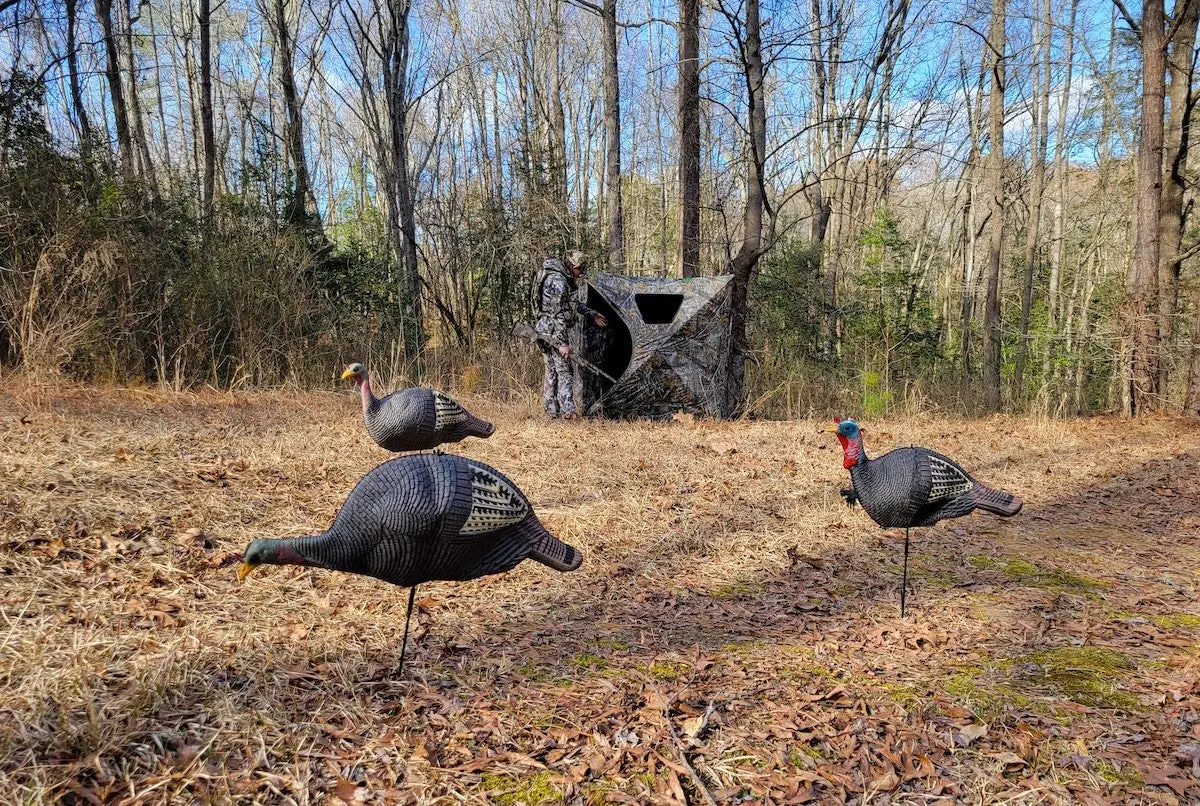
239;454;582;674
340;362;494;452
828;419;1022;616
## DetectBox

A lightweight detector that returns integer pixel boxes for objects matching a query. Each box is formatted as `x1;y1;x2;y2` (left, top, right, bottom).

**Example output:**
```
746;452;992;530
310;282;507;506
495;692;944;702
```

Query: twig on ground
650;681;718;806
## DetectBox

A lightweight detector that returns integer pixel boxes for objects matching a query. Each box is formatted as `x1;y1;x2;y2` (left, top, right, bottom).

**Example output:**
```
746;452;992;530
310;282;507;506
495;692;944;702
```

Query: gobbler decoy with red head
827;418;1022;615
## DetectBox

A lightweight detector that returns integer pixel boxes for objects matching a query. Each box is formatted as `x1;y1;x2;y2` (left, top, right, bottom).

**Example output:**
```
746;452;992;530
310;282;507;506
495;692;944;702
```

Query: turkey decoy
340;362;494;452
828;419;1022;616
239;454;582;675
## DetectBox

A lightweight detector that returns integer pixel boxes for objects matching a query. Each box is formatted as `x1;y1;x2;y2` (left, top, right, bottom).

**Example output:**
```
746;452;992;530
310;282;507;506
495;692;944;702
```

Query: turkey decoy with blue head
340;362;494;453
827;418;1022;616
239;453;582;675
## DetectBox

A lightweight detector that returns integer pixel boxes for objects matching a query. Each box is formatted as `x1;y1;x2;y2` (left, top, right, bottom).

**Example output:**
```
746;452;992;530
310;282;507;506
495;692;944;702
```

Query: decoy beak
824;425;840;432
237;562;256;581
339;367;357;381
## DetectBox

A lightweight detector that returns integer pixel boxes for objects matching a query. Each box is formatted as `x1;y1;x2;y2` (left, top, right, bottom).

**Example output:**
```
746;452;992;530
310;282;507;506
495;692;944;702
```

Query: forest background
1;0;1197;419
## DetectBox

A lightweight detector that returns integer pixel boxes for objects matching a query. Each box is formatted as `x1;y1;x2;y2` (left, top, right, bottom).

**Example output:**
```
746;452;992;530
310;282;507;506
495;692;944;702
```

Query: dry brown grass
2;380;1200;803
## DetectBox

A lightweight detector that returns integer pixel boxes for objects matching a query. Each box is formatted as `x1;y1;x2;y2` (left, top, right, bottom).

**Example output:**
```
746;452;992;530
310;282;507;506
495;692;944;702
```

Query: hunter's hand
558;344;570;359
594;313;608;327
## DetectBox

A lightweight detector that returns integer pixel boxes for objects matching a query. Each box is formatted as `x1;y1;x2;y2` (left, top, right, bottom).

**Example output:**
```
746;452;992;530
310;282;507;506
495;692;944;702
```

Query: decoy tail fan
468;415;496;439
519;518;583;572
971;484;1023;517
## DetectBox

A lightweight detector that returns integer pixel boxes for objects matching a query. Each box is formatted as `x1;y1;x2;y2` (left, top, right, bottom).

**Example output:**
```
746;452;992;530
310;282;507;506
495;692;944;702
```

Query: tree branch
1111;0;1141;35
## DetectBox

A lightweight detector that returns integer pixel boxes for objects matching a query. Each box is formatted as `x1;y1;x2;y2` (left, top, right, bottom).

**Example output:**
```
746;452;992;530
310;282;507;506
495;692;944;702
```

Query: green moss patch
569;651;610;672
1000;646;1141;710
942;666;1033;720
970;556;1107;593
1095;758;1145;786
646;659;690;681
709;581;761;598
1151;613;1200;629
480;772;562;805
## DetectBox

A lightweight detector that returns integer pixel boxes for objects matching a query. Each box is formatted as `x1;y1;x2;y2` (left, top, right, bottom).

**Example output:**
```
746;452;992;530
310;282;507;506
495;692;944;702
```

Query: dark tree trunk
1126;0;1166;415
386;0;424;363
123;0;158;189
981;0;1006;412
1013;0;1051;402
1186;303;1200;414
678;0;700;277
548;4;568;208
1157;0;1199;397
198;0;216;220
273;0;317;231
94;0;134;178
65;0;93;148
725;0;767;416
602;0;623;271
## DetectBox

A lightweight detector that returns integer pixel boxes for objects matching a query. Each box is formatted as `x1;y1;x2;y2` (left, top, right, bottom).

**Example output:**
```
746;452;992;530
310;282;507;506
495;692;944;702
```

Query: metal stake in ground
397;584;418;677
901;528;910;618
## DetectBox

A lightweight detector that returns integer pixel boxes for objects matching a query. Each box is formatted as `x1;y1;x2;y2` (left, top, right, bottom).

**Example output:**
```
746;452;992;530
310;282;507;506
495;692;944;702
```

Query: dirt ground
2;383;1200;804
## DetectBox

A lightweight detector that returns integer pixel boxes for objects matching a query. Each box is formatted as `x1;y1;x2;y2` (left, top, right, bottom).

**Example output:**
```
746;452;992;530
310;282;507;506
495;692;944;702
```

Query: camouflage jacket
533;259;597;347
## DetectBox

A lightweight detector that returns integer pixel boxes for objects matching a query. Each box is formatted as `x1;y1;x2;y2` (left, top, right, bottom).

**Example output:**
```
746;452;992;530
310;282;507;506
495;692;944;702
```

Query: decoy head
237;539;308;581
826;418;865;469
340;362;365;383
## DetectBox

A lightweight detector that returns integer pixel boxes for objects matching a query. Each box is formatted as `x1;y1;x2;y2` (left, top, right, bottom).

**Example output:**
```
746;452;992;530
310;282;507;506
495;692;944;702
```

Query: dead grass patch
1;385;1199;801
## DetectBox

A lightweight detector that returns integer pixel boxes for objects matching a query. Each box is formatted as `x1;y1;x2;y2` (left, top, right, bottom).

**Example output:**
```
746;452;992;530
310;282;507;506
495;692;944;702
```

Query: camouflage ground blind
578;274;733;419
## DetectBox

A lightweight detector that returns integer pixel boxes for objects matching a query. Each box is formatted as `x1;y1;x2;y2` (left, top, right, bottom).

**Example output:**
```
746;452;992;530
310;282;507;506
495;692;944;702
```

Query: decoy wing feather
927;454;973;502
434;391;470;429
460;465;529;535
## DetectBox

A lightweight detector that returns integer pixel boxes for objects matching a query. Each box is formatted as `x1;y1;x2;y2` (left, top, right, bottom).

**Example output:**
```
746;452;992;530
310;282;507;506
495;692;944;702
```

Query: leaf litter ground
2;383;1200;804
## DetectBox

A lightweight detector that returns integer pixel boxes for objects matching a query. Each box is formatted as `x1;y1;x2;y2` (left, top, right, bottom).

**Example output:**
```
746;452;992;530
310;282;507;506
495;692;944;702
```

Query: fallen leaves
954;723;989;747
4;394;1200;804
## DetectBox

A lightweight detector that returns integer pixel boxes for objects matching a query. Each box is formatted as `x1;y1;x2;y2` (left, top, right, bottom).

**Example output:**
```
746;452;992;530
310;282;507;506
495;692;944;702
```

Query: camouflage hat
566;250;588;270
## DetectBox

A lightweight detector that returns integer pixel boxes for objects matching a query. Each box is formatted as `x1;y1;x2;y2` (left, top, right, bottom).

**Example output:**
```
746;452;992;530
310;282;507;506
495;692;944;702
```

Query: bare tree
981;0;1005;412
64;0;93;149
385;0;424;360
1157;0;1199;396
678;0;701;277
1013;0;1051;401
719;0;767;415
94;0;134;177
267;0;319;230
122;0;157;188
1187;305;1200;413
567;0;622;269
1124;0;1166;415
198;0;216;219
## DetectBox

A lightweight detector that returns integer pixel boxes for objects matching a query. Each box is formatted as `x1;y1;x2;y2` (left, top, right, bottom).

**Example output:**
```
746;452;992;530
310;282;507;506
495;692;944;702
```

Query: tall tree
122;0;158;188
1013;0;1051;400
64;0;93;149
568;0;623;269
1187;305;1200;414
94;0;134;178
1157;0;1199;396
981;0;1006;412
1125;0;1167;415
385;0;424;362
678;0;701;277
601;0;623;271
198;0;216;219
269;0;318;231
720;0;767;415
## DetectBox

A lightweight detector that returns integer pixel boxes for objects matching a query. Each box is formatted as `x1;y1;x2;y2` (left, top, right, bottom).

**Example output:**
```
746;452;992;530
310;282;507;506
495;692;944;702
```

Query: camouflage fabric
532;259;600;418
540;349;576;418
579;274;733;419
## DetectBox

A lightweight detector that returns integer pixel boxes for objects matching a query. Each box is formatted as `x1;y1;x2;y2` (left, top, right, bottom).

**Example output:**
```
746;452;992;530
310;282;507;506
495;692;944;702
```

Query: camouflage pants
541;347;576;418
